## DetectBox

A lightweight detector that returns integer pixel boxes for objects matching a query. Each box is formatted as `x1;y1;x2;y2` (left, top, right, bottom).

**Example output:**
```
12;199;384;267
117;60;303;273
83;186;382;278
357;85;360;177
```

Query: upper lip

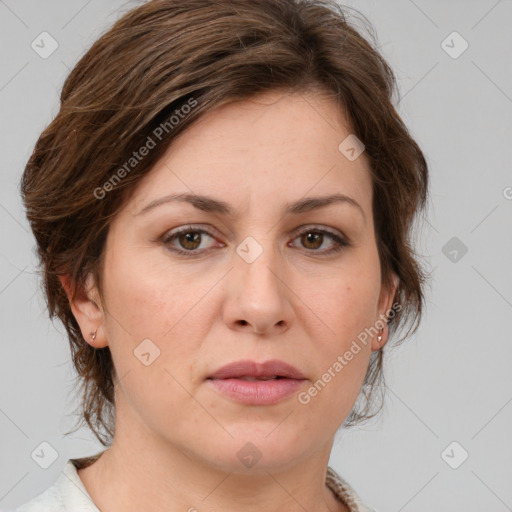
207;359;306;380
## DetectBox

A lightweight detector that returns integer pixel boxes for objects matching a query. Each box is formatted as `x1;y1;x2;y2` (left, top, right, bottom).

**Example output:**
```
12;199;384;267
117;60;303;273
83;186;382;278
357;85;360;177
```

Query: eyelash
161;224;349;257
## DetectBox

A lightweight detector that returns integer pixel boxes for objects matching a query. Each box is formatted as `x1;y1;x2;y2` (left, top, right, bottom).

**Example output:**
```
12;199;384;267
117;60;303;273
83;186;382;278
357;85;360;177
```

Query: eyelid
290;223;346;239
163;223;347;241
288;224;350;252
161;224;222;248
161;223;350;256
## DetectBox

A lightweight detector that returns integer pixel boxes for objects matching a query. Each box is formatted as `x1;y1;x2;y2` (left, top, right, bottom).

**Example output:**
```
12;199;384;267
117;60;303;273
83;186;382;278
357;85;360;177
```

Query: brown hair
21;0;429;446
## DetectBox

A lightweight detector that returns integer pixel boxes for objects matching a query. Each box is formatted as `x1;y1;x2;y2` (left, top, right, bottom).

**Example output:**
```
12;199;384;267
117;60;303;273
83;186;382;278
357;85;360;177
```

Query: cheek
101;245;203;339
99;246;219;393
297;253;381;422
100;249;204;430
306;251;381;339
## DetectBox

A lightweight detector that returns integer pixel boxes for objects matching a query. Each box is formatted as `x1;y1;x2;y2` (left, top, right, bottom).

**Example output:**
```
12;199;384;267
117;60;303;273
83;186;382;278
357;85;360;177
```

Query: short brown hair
21;0;429;446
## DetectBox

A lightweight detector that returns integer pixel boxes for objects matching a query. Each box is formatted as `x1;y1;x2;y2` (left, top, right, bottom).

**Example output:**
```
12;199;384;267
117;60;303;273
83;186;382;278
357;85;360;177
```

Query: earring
377;327;383;343
90;331;97;341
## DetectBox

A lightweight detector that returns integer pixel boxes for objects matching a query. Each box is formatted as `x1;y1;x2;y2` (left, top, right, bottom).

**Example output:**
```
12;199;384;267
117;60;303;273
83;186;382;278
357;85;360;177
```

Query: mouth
206;359;306;405
207;359;306;380
230;376;285;381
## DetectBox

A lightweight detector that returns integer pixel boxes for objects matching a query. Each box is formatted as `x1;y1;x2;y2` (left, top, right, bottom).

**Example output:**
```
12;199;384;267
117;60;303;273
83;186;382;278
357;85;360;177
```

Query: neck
77;393;348;512
78;437;347;512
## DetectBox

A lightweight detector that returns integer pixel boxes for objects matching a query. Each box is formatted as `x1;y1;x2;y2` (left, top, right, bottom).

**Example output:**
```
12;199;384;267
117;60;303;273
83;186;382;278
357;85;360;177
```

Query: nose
222;244;294;336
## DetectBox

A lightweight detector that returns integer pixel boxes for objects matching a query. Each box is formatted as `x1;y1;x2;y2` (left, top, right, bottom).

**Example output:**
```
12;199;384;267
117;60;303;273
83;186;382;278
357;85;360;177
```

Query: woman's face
81;90;396;472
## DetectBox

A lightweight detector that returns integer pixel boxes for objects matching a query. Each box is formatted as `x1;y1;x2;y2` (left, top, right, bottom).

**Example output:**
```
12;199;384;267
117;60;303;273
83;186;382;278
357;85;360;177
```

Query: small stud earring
90;331;97;341
377;327;383;343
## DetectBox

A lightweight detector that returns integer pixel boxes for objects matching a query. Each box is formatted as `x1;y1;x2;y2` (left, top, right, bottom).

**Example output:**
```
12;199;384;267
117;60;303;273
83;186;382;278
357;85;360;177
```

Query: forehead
125;90;373;218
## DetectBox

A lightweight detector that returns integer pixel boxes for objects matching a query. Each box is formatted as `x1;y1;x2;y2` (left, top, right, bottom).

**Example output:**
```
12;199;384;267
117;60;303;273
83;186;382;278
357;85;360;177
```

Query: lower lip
207;378;305;405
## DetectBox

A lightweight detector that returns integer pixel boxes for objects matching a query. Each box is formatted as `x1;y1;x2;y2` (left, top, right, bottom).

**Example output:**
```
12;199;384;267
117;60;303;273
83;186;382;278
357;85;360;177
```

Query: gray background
1;0;511;510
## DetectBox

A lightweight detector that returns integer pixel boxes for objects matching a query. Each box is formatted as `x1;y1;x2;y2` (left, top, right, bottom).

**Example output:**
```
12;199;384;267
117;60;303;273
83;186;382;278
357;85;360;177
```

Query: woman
15;0;428;510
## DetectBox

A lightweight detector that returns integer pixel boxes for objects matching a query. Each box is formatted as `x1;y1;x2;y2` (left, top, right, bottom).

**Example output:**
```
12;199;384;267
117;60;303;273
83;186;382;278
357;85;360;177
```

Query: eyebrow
136;192;366;222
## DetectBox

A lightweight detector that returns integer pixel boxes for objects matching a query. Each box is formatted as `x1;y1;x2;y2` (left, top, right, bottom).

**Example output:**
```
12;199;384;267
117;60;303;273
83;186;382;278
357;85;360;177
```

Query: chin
184;427;312;474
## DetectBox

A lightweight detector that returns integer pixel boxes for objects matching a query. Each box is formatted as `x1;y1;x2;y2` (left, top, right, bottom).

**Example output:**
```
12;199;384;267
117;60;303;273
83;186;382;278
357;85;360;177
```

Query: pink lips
206;359;306;405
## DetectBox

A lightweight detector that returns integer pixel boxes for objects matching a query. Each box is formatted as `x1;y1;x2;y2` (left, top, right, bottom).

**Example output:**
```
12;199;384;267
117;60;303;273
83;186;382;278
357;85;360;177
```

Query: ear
371;272;399;352
58;273;108;348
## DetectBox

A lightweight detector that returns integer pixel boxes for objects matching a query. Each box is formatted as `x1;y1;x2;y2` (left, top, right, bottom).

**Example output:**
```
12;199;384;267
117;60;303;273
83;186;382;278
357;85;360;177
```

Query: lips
207;359;306;380
206;359;306;405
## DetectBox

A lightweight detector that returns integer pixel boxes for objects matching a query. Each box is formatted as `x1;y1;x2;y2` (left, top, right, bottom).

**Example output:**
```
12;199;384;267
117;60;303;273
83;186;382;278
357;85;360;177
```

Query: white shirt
12;457;376;512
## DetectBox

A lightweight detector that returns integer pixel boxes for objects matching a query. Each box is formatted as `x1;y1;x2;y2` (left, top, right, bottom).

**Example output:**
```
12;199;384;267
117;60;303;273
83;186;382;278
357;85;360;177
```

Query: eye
290;226;349;255
161;224;349;257
162;225;220;255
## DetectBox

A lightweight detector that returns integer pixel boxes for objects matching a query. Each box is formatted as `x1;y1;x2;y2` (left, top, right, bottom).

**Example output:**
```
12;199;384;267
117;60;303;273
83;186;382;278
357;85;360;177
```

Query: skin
61;89;398;512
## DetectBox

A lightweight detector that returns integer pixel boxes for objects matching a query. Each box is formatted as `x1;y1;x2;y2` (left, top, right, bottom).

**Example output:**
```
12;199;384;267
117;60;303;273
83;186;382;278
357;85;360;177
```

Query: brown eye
162;225;348;257
300;231;323;250
177;231;202;251
291;227;349;255
163;226;219;255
